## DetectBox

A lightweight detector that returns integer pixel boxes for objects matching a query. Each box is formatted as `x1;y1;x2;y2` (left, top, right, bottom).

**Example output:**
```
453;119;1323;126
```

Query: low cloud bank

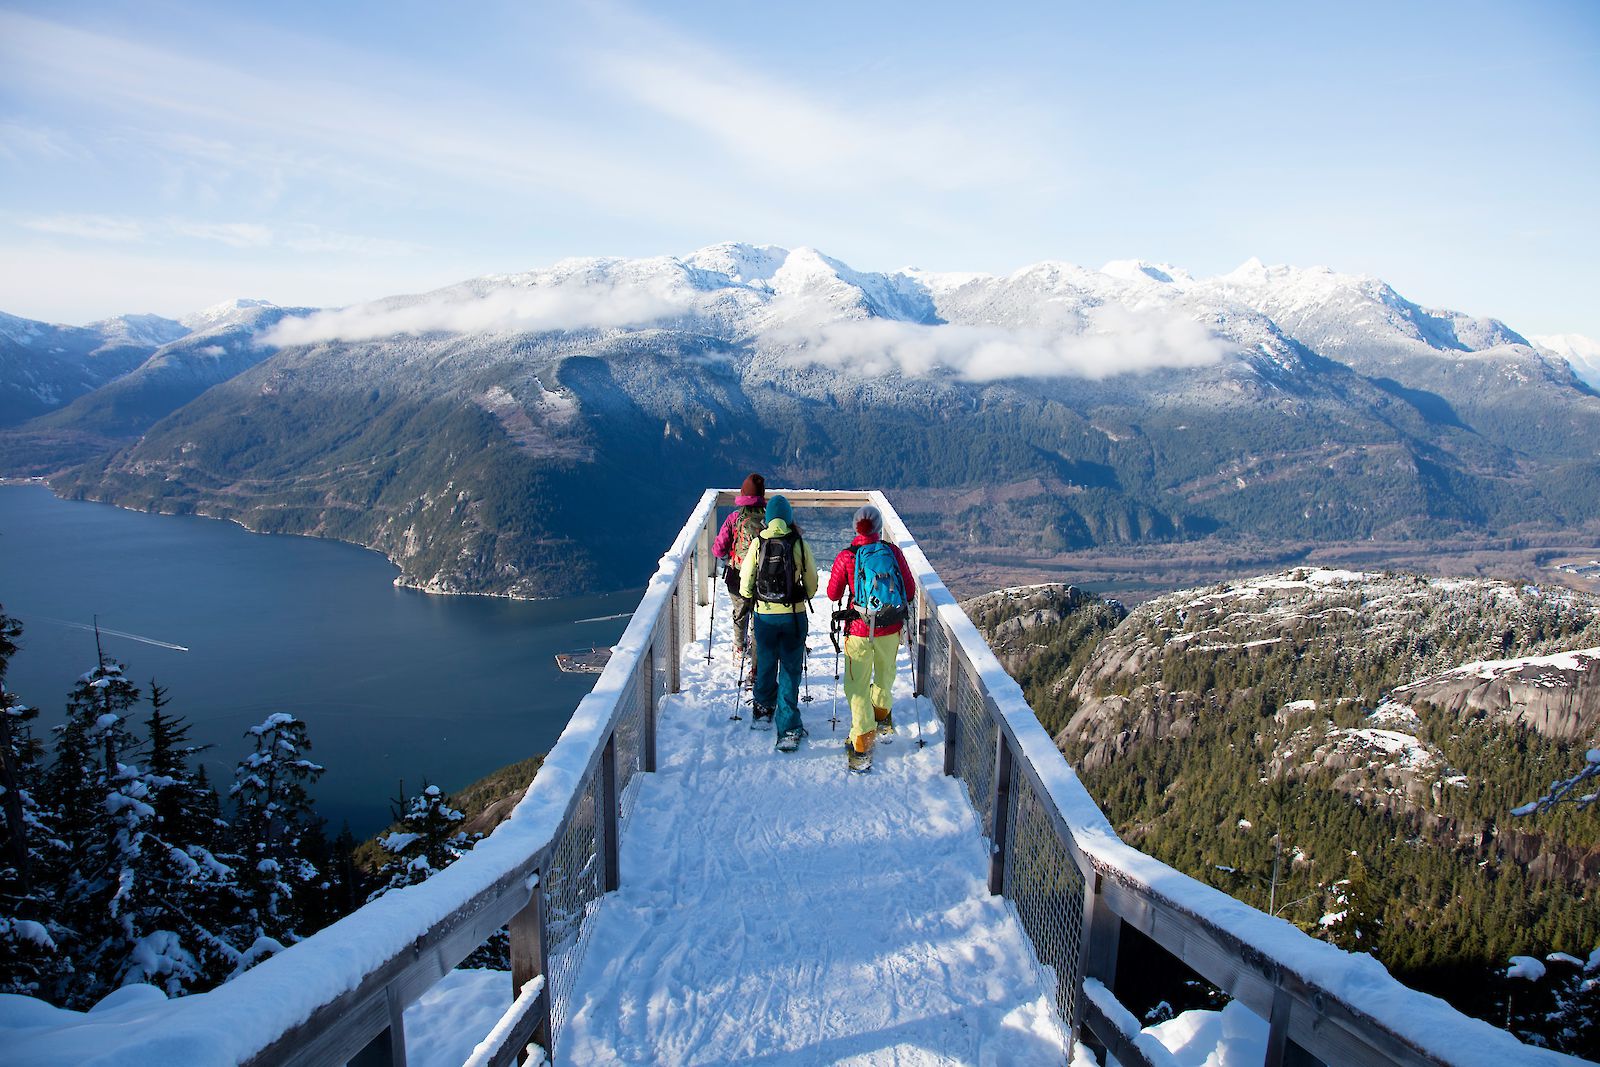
265;279;686;346
264;277;1234;381
779;305;1234;381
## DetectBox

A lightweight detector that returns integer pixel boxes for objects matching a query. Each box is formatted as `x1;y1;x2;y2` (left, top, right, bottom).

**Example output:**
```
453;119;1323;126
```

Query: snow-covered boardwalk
557;592;1070;1064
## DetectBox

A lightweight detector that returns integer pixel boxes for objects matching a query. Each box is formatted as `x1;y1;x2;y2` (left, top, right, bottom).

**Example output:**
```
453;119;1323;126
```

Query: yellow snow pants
843;632;900;748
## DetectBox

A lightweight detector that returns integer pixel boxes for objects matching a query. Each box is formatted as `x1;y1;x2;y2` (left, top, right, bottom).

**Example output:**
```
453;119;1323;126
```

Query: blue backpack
852;541;908;629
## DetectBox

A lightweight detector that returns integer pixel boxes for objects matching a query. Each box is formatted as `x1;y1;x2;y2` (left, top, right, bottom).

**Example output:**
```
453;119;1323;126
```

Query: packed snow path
557;592;1072;1064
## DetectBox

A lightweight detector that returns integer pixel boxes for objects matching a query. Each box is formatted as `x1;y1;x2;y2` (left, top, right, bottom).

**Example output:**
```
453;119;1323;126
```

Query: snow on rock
1326;728;1436;771
1394;646;1600;743
1431;647;1600;682
1507;956;1548;982
1367;701;1422;731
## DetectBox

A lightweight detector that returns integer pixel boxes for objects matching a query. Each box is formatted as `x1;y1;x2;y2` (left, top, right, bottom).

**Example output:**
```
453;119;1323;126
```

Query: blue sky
0;0;1596;336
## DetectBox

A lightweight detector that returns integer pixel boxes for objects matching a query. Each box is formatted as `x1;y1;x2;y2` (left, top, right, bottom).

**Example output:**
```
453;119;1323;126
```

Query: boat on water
555;647;612;674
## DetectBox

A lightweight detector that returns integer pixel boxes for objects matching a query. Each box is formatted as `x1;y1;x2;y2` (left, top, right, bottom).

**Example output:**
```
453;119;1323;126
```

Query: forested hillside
969;574;1600;1055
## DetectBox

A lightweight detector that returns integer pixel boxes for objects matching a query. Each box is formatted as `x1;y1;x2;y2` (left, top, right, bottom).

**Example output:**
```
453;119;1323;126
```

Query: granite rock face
1395;649;1600;743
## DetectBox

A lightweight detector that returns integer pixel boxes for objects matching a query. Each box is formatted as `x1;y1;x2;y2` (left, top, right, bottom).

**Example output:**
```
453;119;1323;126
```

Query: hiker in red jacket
827;504;915;772
713;473;766;668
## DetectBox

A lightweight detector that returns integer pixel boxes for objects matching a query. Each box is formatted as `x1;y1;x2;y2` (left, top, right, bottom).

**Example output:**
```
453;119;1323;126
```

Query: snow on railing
8;489;1583;1066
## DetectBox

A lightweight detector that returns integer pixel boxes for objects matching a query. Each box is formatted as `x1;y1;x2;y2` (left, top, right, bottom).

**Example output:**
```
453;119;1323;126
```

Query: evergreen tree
41;659;142;1005
0;607;64;998
1320;858;1385;956
100;683;243;995
368;784;473;900
368;782;505;967
228;713;324;965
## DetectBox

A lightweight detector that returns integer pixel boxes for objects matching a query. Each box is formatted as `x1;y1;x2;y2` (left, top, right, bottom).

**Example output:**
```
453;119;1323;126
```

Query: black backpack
754;531;805;606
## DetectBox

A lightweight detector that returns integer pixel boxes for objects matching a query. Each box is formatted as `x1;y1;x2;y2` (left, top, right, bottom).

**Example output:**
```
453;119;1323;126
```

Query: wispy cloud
777;306;1234;382
583;5;1043;195
22;214;147;242
0;9;753;227
264;279;688;346
12;212;417;258
174;221;273;248
0;120;88;162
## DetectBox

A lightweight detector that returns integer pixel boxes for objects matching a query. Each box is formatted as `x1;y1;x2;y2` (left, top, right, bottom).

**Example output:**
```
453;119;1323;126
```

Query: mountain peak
180;298;280;332
1099;260;1192;285
682;242;790;285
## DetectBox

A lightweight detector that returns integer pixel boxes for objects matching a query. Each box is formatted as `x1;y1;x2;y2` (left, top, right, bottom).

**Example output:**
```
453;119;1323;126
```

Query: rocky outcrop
964;583;1127;735
1062;569;1600;770
1395;648;1600;742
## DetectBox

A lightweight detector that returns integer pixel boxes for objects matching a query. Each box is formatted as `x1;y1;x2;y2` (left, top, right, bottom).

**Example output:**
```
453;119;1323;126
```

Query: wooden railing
47;489;1574;1066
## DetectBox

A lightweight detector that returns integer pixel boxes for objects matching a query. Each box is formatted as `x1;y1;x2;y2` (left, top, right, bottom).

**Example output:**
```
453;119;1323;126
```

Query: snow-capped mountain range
4;243;1600;599
4;244;1597;421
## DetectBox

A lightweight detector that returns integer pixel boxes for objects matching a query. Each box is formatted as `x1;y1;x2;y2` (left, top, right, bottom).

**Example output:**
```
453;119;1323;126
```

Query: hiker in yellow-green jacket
738;494;818;752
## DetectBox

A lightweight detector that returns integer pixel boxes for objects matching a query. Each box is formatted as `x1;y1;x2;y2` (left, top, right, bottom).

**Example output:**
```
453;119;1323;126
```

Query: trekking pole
728;638;745;721
705;563;718;664
801;642;814;704
828;600;843;731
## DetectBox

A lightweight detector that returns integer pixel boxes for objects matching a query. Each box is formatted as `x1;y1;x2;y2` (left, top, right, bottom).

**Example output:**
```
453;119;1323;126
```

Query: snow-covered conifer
39;659;142;1005
228;713;324;961
370;783;473;898
95;683;244;995
1317;855;1384;956
368;781;504;965
0;607;66;998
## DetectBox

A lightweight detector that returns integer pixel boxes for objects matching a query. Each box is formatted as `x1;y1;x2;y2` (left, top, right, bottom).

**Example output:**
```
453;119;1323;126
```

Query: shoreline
0;477;572;604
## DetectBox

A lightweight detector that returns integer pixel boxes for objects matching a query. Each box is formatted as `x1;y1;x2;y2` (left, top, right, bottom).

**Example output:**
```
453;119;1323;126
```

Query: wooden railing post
1265;986;1293;1067
987;733;1013;896
348;987;407;1067
1077;866;1122;1059
911;588;927;698
601;734;620;893
509;876;551;1063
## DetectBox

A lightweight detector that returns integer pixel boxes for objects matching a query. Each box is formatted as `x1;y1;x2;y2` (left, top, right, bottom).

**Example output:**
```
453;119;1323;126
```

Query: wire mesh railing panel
541;763;607;1053
614;645;648;828
926;616;951;726
1003;764;1086;1037
652;593;672;712
952;663;997;834
677;554;695;658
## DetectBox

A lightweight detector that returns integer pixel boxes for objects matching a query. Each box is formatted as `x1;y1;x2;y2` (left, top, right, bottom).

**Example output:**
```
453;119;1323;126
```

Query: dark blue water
0;485;635;836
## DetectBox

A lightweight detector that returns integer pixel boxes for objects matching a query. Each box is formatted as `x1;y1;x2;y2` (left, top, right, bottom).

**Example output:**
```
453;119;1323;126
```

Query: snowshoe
846;738;872;774
776;729;802;753
751;703;775;731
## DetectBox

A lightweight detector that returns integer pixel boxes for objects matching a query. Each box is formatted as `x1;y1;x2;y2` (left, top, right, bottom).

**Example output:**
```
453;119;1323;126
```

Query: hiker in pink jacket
712;473;767;665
